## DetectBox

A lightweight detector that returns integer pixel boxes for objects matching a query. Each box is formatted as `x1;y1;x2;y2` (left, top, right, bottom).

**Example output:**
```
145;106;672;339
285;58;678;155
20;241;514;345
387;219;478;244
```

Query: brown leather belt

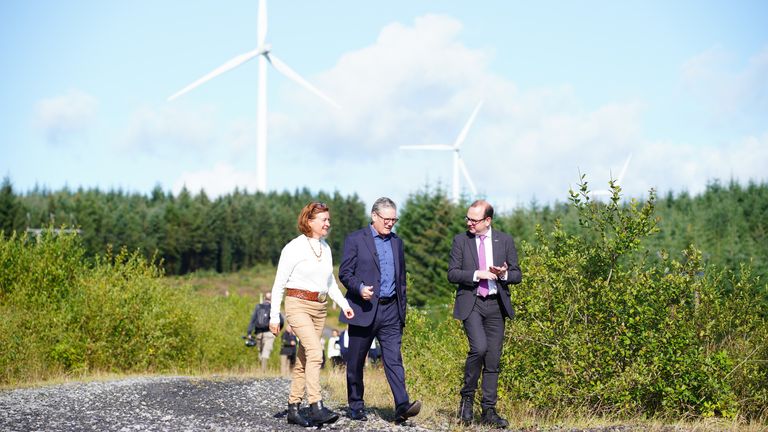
286;288;327;302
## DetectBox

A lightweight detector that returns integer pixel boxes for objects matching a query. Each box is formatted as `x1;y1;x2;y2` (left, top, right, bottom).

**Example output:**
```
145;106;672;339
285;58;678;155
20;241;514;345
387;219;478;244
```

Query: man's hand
269;323;280;335
489;261;508;277
343;307;355;319
477;270;498;281
360;285;374;301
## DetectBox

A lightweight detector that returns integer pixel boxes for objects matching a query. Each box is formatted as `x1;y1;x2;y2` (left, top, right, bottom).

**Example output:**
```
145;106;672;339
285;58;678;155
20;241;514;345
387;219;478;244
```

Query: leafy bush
498;180;767;419
0;230;197;383
401;179;767;422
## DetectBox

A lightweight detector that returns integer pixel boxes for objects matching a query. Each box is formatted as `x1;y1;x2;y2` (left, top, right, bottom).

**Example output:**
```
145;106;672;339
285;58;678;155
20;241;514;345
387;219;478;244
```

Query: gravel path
0;376;434;432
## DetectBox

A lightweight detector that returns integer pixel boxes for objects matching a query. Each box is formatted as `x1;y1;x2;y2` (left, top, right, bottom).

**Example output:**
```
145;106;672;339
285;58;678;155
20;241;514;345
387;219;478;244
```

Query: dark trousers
461;295;505;409
346;301;409;411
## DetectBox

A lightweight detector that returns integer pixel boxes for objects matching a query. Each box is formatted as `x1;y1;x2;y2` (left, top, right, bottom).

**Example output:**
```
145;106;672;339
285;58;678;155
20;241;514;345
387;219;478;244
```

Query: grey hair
371;197;397;214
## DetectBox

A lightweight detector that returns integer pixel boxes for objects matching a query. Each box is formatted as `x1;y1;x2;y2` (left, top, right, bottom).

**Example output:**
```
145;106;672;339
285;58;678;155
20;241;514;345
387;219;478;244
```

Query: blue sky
2;1;767;211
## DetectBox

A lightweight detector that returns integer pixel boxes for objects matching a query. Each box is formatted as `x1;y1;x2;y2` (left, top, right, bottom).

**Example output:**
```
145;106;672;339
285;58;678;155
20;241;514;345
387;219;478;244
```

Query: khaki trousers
254;331;276;360
285;296;327;404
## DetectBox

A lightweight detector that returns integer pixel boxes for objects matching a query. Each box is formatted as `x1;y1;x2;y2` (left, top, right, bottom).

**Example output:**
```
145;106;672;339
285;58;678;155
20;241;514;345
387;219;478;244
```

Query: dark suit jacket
448;228;522;321
339;226;408;327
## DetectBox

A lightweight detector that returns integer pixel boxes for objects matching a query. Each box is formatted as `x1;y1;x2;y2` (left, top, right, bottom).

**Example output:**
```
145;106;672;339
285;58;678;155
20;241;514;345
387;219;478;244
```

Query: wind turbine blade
453;101;484;149
258;0;268;47
616;154;632;184
458;158;478;195
267;53;341;109
399;144;454;151
168;49;262;101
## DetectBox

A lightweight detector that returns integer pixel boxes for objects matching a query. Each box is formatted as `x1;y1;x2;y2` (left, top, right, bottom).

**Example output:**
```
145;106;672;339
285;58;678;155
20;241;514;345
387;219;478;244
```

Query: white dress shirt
471;227;507;295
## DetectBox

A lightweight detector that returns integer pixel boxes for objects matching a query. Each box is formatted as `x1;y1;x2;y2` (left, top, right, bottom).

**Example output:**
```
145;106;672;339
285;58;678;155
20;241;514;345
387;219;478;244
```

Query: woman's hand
269;322;280;335
343;307;355;319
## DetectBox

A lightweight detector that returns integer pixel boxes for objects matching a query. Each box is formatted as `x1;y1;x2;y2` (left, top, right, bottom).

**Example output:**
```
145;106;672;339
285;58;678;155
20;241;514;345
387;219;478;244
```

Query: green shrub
401;179;767;422
0;230;197;383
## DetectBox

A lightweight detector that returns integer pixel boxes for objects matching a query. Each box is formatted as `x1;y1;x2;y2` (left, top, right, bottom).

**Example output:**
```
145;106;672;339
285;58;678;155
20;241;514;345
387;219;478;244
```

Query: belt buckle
317;292;327;302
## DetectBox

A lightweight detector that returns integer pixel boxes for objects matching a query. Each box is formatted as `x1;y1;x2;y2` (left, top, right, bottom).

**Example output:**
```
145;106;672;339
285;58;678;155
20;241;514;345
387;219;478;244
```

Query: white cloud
35;89;98;145
122;105;218;158
637;133;768;197
172;162;258;197
268;14;650;207
682;45;768;118
170;16;767;209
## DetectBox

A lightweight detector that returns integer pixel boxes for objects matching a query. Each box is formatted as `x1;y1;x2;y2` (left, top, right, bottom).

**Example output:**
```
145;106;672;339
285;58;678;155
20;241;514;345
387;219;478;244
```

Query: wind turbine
590;154;632;198
400;101;483;203
167;0;340;193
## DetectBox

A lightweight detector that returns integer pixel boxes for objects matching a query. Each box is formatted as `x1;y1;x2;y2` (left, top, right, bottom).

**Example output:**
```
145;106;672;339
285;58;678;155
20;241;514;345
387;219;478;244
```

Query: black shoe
348;407;368;421
310;400;339;425
458;395;473;425
394;400;422;423
287;403;311;427
480;407;509;428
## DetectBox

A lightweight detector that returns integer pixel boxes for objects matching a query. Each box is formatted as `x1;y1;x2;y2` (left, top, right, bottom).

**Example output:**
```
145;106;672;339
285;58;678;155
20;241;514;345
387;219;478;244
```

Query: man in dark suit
448;199;522;428
339;197;421;423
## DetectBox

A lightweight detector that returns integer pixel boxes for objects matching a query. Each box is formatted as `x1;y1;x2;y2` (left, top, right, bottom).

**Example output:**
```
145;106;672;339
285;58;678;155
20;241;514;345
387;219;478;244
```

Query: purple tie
477;235;489;297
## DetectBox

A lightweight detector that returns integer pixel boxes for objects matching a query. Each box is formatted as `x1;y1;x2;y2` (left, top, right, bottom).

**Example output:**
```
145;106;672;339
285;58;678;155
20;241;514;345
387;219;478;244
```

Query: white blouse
269;234;350;324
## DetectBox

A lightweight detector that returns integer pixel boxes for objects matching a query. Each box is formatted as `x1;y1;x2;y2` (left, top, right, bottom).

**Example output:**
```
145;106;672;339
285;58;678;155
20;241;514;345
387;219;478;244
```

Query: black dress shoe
310;400;339;425
348;407;368;421
458;395;473;425
480;407;509;428
287;403;311;427
394;400;422;423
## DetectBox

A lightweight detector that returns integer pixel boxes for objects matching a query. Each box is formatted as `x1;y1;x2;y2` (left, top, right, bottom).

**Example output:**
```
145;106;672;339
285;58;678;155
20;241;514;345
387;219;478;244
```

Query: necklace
307;236;322;261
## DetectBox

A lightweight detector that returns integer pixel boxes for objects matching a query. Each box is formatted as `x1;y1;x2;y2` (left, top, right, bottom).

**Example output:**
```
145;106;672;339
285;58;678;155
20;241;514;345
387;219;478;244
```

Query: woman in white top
268;202;354;427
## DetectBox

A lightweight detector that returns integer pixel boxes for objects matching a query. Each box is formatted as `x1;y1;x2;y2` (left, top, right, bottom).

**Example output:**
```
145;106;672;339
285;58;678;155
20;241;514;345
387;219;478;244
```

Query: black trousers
460;295;505;409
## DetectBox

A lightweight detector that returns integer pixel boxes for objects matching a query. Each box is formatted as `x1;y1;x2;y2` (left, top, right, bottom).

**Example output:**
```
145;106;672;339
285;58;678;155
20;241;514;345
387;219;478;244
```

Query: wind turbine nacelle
257;43;272;56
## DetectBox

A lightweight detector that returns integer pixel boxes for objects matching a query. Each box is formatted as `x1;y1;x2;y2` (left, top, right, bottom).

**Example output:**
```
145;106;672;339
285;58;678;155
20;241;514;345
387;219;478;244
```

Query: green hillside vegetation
402;179;767;422
1;177;767;423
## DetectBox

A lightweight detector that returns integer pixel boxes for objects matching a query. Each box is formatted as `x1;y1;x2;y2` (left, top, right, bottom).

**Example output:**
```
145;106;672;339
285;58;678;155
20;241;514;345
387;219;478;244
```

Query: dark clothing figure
280;329;297;376
338;198;421;423
448;200;522;428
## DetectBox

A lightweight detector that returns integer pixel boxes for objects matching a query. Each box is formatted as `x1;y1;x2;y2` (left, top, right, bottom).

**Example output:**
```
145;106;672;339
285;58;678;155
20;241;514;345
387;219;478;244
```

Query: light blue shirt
370;224;396;298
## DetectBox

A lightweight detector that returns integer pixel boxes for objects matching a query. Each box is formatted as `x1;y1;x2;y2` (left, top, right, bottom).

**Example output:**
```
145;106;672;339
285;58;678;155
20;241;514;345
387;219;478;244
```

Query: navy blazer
447;229;522;321
338;226;408;327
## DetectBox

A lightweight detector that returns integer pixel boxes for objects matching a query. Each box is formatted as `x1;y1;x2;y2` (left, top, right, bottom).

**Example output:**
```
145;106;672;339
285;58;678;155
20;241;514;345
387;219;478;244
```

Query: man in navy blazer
339;197;421;423
448;199;522;428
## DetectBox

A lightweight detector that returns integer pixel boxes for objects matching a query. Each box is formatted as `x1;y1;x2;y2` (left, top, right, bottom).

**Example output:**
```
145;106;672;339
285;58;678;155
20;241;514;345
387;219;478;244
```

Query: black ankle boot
287;403;311;427
310;400;339;425
458;395;473;425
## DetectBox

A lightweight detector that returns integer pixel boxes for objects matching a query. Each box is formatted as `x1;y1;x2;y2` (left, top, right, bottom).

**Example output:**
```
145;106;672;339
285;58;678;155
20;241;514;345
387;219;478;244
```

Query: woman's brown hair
297;202;330;236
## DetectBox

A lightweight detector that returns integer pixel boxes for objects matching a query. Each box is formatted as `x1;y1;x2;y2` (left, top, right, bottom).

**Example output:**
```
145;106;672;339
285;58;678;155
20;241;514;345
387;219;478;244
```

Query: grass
320;365;766;432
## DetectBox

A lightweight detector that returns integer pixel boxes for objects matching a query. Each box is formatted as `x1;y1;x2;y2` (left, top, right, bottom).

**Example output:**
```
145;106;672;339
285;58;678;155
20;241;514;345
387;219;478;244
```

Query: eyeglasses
464;216;487;225
313;202;328;210
375;212;399;225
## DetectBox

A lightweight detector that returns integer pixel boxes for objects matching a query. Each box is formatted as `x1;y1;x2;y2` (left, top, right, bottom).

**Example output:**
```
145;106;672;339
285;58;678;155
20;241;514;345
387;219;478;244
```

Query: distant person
245;292;277;372
448;200;522;428
339;197;421;423
327;329;343;368
280;325;297;376
367;338;381;366
268;201;355;427
338;328;350;364
320;336;327;369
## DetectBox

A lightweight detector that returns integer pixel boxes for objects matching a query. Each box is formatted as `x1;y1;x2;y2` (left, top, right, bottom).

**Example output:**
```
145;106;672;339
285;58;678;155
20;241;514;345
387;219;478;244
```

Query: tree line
1;177;766;306
0;178;367;275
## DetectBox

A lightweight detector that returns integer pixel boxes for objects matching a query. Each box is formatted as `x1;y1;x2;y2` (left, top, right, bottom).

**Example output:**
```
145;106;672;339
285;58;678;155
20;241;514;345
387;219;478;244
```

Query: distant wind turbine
590;154;632;198
400;101;483;203
167;0;340;193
